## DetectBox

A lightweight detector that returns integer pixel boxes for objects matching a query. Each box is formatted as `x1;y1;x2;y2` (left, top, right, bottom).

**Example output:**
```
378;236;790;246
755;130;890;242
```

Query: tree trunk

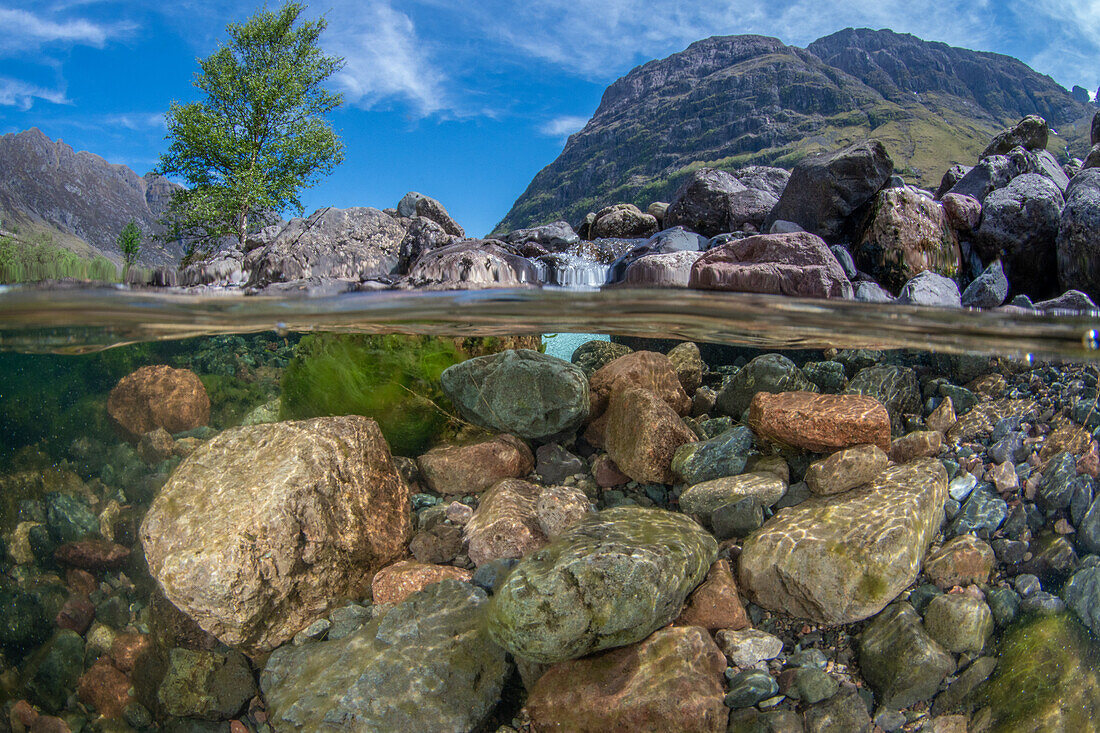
238;210;249;250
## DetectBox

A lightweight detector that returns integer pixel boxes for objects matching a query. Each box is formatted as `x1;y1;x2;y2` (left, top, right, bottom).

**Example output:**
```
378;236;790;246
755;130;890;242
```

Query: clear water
1;283;1099;731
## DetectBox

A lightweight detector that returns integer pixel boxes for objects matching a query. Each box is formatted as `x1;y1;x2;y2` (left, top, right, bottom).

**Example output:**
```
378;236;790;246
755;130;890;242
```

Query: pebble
948;474;977;501
716;629;784;668
725;669;779;708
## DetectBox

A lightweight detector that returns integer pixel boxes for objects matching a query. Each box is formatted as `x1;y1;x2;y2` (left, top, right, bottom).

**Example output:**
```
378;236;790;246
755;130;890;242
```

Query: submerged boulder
859;602;955;709
107;365;210;441
261;580;510;732
441;350;589;440
738;459;948;624
140;415;410;655
487;506;717;663
749;392;892;453
604;387;697;484
525;626;728;733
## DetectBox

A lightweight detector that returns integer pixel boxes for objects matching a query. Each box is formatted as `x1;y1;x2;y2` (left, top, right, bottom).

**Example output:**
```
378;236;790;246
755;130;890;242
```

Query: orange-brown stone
924;535;995;590
604;387;697;484
890;431;943;464
526;626;728;733
109;633;153;673
416;434;534;495
76;659;134;719
370;559;473;605
464;479;548;566
54;539;131;570
749;391;891;453
107;365;210;441
675;559;750;631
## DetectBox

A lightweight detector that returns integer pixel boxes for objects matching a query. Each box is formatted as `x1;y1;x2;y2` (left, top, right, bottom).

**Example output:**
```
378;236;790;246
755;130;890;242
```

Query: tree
157;2;344;261
117;220;142;270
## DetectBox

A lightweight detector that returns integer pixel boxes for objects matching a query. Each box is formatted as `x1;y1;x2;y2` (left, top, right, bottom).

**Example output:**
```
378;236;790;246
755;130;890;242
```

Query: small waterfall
537;253;610;289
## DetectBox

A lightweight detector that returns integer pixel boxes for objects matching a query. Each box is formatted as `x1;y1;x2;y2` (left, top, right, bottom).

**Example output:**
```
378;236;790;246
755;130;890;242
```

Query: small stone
889;431;943;464
54;539;131;570
805;444;888;495
674;558;749;631
445;501;473;525
926;397;957;434
592;455;629;487
859;602;955;709
990;461;1019;491
781;667;838;704
535;443;586;484
715;629;784;668
137;427;175;463
417;435;534;495
77;659;134;719
725;669;779;709
948;484;1007;538
948;473;977;501
924;535;995;589
679;473;786;526
711;497;764;540
535;484;591;538
986;586;1020;627
55;594;95;635
464;479;547;567
371;560;474;606
922;594;993;654
1013;573;1042;597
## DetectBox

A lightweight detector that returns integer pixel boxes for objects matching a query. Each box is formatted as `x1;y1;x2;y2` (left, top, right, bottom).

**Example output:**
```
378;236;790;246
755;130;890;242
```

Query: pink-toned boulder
107;365;210;441
589;351;691;418
604;387;697;484
890;430;944;464
924;535;995;589
417;434;534;495
622;250;704;288
370;559;473;605
526;626;728;733
464;479;548;566
77;659;134;720
749;391;892;453
854;188;961;292
941;193;982;232
689;232;853;299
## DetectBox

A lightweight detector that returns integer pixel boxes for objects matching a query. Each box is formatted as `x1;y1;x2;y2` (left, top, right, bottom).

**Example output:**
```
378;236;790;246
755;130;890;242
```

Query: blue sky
1;1;1099;237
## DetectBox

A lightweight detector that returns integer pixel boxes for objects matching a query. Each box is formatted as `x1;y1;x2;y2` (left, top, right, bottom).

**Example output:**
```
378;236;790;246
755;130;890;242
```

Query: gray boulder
397;217;460;273
1084;145;1100;171
246;207;407;287
947;156;1015;203
1057;169;1100;301
486;506;717;663
591;204;659;239
607;227;708;283
766;140;894;240
981;115;1049;158
1093;109;1100;146
961;260;1009;308
1064;564;1100;636
261;580;510;732
440;349;589;440
501;221;579;251
666;168;749;237
853;280;894;303
727;188;780;232
1035;149;1071;193
396;191;464;237
403;239;541;289
179;251;246;287
895;272;961;308
735;166;790;197
935;164;972;200
975;174;1064;297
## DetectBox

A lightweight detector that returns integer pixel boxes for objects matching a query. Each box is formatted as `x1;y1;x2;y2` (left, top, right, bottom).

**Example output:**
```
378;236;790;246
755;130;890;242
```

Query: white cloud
104;112;166;131
0;7;132;54
539;115;589;138
0;77;69;109
323;1;449;115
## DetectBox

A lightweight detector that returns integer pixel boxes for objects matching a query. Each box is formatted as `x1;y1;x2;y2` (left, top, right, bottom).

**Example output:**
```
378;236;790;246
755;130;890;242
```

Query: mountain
496;28;1096;233
0;128;185;266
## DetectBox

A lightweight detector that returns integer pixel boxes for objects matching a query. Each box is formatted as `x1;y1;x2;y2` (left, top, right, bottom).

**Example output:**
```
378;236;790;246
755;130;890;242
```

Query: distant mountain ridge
496;28;1096;232
0;128;185;266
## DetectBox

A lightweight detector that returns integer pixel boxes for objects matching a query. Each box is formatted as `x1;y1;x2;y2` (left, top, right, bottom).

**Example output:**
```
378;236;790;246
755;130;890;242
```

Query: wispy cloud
104;112;166;131
323;1;449;115
0;7;133;54
0;77;69;109
538;115;589;138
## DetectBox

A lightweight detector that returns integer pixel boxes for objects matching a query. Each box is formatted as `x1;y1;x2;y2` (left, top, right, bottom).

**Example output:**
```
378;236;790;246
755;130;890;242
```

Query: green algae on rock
261;580;510;732
972;613;1100;732
279;333;466;456
859;602;955;709
738;458;947;624
486;506;717;663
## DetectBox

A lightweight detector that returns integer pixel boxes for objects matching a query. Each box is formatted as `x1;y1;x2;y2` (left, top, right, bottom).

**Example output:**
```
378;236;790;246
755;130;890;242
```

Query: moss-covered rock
973;613;1100;732
486;506;717;663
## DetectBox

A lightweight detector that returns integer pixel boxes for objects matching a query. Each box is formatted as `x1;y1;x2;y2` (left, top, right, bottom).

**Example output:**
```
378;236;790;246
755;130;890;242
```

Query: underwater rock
603;387;698;484
570;340;632;377
716;353;817;418
923;594;993;654
739;458;947;624
924;534;995;589
370;559;473;606
156;647;256;720
525;626;728;733
261;580;510;732
678;473;787;527
140;415;410;656
588;350;691;421
749;391;891;453
416;434;534;495
441;349;589;440
844;364;921;435
859;602;955;709
674;558;750;631
486;506;717;663
671;426;755;485
463;478;548;567
805;444;889;496
107;365;210;441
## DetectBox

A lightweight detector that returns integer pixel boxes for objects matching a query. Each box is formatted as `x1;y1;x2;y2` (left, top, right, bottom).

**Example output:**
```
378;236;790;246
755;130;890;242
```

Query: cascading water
537;252;611;289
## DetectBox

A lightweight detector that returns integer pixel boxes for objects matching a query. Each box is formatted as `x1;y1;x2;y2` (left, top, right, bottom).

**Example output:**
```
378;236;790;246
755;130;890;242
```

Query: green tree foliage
117;220;142;270
158;2;345;261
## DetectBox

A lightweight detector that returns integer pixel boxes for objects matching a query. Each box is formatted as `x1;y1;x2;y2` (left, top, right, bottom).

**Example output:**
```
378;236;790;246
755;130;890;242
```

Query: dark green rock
441;349;589;440
712;497;764;541
486;506;717;663
0;587;51;657
987;586;1021;627
1038;452;1078;510
803;360;846;392
570;340;632;376
844;365;920;435
1064;564;1100;636
859;602;955;709
931;656;996;715
948;484;1007;538
725;669;779;709
157;648;256;721
803;684;872;733
22;629;85;713
671;426;754;484
716;354;816;418
786;667;839;704
262;580;510;732
45;492;98;545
